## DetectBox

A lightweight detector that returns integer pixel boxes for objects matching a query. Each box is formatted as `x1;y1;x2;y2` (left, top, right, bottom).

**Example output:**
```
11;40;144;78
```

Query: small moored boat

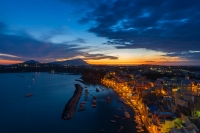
100;129;105;132
111;120;116;123
113;115;119;118
117;126;124;132
25;86;33;97
96;88;100;92
137;129;144;132
107;96;111;103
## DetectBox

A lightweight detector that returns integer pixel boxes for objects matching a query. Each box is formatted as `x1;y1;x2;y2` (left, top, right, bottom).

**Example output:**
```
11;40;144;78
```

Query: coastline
0;73;140;133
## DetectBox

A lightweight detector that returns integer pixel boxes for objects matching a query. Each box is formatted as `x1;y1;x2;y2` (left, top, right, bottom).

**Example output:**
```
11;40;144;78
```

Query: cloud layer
67;0;200;61
0;22;118;63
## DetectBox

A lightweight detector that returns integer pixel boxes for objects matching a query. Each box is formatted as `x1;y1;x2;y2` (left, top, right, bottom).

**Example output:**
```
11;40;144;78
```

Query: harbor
0;72;139;133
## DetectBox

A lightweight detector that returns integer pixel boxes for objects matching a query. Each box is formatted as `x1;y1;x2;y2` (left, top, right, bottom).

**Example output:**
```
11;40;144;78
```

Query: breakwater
75;79;90;85
62;84;83;120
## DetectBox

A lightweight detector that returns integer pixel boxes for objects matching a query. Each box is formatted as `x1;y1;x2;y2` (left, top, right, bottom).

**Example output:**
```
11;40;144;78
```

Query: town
1;61;200;133
101;67;200;133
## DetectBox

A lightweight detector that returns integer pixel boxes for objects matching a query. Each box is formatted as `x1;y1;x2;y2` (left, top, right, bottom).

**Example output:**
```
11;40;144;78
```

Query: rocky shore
62;84;83;120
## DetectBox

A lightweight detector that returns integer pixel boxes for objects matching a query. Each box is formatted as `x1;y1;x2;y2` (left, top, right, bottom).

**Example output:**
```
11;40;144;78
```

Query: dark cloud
0;32;83;61
0;21;117;62
66;0;200;61
163;51;200;61
58;53;118;60
0;22;81;61
83;53;118;60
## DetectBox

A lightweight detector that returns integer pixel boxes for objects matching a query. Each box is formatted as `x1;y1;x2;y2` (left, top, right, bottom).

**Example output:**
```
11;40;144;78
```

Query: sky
0;0;200;65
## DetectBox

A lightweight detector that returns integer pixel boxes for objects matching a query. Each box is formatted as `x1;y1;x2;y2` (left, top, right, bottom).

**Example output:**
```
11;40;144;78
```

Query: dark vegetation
81;69;106;84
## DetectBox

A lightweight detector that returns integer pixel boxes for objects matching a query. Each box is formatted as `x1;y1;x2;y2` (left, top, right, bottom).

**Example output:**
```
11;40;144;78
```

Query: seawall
62;84;83;120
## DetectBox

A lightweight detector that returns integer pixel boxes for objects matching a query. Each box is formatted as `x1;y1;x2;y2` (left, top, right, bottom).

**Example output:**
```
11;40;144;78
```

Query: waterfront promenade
102;76;153;133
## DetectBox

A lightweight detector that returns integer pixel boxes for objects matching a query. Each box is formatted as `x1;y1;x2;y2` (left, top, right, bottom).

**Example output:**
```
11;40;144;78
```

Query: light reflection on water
0;72;137;133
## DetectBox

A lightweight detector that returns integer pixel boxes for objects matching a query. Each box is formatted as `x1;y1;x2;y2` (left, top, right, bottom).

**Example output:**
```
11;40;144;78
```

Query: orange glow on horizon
0;59;23;65
0;55;188;66
86;56;186;65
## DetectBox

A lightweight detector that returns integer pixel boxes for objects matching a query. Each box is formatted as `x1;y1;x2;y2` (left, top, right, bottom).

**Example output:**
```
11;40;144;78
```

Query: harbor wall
62;84;83;120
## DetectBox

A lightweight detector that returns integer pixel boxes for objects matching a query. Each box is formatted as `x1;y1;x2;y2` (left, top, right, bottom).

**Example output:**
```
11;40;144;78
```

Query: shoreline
62;84;83;120
101;83;148;133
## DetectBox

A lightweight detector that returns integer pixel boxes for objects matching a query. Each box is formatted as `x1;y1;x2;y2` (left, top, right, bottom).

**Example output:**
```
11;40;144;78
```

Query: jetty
75;79;90;85
62;84;83;120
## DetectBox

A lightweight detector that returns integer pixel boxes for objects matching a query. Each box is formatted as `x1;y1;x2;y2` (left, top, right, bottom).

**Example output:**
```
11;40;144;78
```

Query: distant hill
23;60;40;64
49;59;88;65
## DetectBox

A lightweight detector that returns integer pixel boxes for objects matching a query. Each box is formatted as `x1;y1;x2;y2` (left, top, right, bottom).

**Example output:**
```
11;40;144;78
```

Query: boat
136;125;143;127
100;129;105;132
135;121;142;124
113;115;119;118
123;101;129;104
137;129;144;132
25;94;33;97
81;102;86;104
118;97;125;102
85;89;88;93
92;99;96;107
93;99;96;103
25;86;33;97
111;120;116;123
137;124;144;126
80;104;85;107
135;120;142;123
96;88;100;92
92;104;96;107
135;120;141;123
124;111;131;118
134;119;140;121
117;126;124;132
136;126;143;129
136;123;143;125
107;96;111;103
134;117;140;119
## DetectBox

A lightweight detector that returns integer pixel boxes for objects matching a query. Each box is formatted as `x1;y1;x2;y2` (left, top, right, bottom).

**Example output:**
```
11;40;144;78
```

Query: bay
0;72;138;133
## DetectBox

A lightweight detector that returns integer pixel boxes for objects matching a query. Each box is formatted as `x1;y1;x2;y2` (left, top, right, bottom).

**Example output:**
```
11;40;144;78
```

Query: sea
0;72;138;133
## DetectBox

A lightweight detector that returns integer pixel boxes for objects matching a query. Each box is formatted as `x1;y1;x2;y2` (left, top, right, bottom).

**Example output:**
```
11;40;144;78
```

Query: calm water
0;72;137;133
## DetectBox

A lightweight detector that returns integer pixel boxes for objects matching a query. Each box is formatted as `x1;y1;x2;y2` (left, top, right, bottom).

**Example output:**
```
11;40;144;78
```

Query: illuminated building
171;74;200;132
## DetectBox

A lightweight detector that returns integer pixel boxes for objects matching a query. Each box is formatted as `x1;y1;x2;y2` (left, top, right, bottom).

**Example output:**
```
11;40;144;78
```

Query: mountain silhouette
23;60;40;64
49;59;88;65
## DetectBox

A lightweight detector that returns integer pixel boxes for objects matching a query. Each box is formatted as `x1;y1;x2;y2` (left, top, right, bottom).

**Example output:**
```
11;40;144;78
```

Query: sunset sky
0;0;200;65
